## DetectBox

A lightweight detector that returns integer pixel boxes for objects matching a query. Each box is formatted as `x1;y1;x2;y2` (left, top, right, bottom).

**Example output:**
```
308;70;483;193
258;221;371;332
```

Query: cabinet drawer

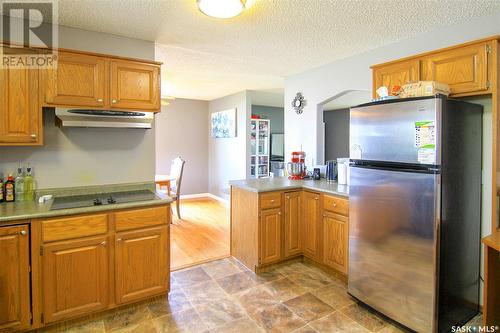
260;192;282;209
115;206;169;231
323;195;349;216
42;214;108;242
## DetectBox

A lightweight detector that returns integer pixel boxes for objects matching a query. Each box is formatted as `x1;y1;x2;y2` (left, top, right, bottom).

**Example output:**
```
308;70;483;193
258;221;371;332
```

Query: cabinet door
373;60;420;97
43;236;109;323
109;61;160;111
44;52;106;107
115;226;169;304
303;192;321;261
284;192;302;258
260;208;282;265
0;225;30;331
421;42;489;95
0;66;41;145
323;212;349;274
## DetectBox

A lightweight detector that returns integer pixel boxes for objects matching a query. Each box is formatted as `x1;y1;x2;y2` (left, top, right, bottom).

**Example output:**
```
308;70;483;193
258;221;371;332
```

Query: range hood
55;109;154;129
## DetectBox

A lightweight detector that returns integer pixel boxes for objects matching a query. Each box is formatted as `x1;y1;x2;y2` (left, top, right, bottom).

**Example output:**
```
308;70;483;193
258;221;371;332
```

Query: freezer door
350;98;441;165
348;166;439;333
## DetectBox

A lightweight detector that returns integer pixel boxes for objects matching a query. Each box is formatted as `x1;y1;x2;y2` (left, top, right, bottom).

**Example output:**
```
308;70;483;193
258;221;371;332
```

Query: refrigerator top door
350;96;441;165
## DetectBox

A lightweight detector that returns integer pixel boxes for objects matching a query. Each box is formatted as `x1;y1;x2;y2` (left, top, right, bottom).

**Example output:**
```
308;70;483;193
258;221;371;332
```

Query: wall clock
292;92;306;114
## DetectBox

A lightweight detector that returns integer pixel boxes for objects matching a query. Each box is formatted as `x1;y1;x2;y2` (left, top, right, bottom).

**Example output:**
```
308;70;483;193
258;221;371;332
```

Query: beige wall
208;91;251;199
155;98;209;195
0;20;156;189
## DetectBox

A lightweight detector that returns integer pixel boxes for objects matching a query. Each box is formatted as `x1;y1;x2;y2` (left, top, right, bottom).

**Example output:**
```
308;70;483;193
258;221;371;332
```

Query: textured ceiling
38;1;500;99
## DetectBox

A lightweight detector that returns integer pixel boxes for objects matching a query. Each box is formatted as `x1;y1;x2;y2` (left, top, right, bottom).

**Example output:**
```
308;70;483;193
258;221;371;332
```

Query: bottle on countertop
24;166;34;201
15;166;25;201
5;174;15;202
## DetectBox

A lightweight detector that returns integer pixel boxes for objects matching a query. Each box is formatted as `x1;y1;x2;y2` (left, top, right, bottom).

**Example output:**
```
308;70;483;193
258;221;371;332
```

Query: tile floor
41;257;482;333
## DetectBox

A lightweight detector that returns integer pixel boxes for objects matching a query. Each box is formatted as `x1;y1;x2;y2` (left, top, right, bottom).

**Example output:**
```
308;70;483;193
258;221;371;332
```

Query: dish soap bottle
24;166;34;201
15;166;25;201
5;175;15;202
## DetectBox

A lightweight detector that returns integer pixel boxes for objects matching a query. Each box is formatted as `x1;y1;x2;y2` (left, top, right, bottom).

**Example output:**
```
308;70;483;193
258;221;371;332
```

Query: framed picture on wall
211;108;237;138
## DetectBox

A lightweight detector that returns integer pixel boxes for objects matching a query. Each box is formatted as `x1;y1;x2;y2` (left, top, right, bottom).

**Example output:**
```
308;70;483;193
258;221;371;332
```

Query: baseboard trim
179;193;229;204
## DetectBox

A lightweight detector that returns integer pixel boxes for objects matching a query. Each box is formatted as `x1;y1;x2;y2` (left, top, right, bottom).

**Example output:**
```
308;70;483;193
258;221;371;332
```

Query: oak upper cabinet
115;225;169;304
110;61;160;110
0;65;41;145
323;212;349;274
420;42;491;96
303;191;321;261
372;59;420;97
42;236;109;323
0;225;31;331
259;208;282;265
284;192;302;258
44;52;106;107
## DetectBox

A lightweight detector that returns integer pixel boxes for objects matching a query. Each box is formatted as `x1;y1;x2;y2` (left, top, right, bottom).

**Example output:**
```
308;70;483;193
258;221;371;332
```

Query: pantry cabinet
44;52;106;107
0;225;31;331
115;225;169;304
0;66;42;145
42;236;109;323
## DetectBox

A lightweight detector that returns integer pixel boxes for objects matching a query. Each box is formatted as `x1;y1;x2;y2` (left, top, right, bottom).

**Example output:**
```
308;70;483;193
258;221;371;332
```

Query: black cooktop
50;190;160;210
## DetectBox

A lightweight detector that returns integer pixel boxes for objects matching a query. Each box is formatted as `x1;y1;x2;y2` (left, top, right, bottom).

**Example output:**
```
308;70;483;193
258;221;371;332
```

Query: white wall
0;20;156;189
155;98;209;195
208;91;251;199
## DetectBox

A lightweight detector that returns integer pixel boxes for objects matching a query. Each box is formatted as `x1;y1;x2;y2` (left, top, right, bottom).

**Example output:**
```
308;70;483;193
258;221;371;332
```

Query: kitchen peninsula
230;178;349;279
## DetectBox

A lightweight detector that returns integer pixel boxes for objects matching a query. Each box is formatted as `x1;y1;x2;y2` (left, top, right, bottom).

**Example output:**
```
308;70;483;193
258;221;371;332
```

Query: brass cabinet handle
100;241;107;246
20;230;27;236
97;98;103;102
112;99;117;103
30;134;37;139
270;199;275;202
116;238;122;242
278;212;281;215
286;196;290;199
333;202;337;207
315;196;319;200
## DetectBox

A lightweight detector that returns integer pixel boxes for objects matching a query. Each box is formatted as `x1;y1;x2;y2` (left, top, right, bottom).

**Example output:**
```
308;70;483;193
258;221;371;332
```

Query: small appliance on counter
325;160;338;182
287;151;306;180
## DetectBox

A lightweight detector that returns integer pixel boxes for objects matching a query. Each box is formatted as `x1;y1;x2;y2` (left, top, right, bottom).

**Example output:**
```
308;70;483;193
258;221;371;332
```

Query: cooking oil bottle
5;175;15;202
15;166;25;201
24;166;34;201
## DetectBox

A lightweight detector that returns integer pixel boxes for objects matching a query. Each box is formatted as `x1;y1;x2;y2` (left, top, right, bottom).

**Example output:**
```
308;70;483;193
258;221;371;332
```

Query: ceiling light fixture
197;0;247;19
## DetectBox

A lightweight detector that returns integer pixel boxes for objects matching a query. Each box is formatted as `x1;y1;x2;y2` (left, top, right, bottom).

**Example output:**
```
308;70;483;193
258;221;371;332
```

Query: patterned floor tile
235;285;281;315
310;283;355;309
216;271;260;294
340;303;387;332
110;320;157;333
201;259;244;280
250;303;306;332
287;270;333;291
209;317;265;333
291;324;319;333
181;280;228;306
284;292;334;322
171;267;211;287
261;277;308;302
64;320;105;333
195;297;247;329
309;311;369;333
148;291;192;318
153;308;208;333
104;306;151;332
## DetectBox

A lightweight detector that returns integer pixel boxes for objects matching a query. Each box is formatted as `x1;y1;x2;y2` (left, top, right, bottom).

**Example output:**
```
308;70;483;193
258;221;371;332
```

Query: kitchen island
0;182;172;332
230;178;350;278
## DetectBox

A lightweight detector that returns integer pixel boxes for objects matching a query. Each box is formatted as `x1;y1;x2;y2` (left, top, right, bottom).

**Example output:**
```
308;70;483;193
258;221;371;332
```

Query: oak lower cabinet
259;208;282;265
323;212;349;274
0;65;42;145
115;225;169;304
302;191;322;261
42;236;109;323
0;225;31;331
284;191;302;258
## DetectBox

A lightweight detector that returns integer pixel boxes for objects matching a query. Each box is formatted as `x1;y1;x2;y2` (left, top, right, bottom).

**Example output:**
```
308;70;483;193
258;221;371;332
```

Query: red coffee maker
287;151;306;180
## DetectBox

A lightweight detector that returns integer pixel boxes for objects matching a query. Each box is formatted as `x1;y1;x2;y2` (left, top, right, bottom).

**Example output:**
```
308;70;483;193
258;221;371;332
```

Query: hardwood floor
170;197;230;270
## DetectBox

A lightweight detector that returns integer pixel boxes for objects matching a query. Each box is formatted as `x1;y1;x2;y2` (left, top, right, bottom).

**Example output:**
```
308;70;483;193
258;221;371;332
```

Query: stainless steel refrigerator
348;95;482;333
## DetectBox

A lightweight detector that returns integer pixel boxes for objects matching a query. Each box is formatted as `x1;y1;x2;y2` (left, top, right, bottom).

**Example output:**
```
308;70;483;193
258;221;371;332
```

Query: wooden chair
168;157;185;220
